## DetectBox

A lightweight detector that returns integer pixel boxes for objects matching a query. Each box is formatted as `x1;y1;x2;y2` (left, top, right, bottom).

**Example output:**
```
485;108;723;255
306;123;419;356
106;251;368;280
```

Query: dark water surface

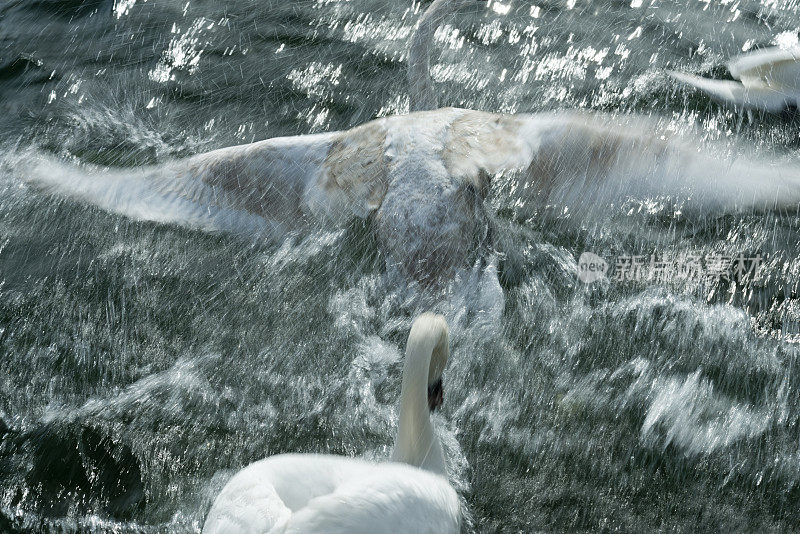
3;0;800;532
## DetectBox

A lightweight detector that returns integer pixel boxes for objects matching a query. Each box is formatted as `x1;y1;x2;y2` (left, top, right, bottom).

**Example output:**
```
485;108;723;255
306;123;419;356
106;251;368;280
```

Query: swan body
202;455;458;534
202;313;459;534
669;46;800;112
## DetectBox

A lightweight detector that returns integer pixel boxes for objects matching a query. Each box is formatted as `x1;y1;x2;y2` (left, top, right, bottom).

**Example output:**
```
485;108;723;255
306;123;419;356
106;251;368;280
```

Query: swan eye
427;377;444;412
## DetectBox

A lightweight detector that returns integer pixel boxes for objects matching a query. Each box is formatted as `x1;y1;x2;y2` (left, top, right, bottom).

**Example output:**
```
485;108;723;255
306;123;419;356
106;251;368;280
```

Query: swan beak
428;377;444;412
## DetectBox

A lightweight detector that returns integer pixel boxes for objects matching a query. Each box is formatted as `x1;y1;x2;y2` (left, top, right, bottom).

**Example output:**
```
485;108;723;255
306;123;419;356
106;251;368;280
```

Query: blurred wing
444;109;800;215
728;46;800;89
19;120;392;235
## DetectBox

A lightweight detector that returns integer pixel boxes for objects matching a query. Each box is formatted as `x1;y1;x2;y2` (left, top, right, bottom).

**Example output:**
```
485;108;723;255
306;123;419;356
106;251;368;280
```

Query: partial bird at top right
668;46;800;113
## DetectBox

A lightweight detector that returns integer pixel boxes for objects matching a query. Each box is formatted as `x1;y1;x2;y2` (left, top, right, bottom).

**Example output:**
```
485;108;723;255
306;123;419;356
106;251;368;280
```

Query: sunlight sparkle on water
287;62;343;99
113;0;139;18
149;18;211;83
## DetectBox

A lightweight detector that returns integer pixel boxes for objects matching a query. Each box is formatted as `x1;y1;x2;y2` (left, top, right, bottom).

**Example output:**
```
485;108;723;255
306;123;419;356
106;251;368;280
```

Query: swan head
428;377;444;412
408;312;448;412
420;312;449;411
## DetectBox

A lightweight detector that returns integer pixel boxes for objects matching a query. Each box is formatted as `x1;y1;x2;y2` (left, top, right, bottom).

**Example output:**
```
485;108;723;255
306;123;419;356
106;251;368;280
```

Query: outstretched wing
728;46;800;90
441;109;800;217
18;119;392;236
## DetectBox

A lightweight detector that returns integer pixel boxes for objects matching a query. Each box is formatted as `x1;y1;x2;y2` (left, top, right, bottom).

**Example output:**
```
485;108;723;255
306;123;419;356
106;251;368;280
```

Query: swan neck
392;316;448;473
408;0;459;111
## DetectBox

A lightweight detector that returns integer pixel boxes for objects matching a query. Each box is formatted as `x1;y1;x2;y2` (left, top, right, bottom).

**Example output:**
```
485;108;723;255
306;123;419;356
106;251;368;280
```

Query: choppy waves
3;0;800;532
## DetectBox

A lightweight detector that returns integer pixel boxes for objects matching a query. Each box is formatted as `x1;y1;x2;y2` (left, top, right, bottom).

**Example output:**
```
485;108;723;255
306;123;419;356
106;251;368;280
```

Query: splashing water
3;0;800;532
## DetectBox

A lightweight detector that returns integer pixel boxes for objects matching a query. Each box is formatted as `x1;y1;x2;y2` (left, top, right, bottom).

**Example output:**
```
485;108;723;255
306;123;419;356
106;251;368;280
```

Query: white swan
17;1;800;283
669;46;800;112
201;313;459;534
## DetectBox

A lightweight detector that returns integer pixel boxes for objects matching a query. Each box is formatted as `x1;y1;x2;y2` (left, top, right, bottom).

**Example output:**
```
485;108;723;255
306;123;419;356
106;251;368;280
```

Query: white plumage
669;46;800;112
202;456;458;534
16;1;800;281
202;314;459;534
14;1;800;529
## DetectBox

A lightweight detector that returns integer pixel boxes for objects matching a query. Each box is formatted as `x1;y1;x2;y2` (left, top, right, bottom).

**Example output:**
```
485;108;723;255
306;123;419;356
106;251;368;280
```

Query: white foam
640;369;771;456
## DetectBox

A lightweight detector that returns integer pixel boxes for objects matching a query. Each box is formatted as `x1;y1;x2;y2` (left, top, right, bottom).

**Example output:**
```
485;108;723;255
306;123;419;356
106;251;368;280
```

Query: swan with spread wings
21;0;800;285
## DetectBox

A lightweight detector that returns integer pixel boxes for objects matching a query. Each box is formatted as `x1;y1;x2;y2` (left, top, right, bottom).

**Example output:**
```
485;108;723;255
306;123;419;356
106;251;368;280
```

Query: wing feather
443;109;800;216
276;465;459;534
202;455;459;534
18;121;392;236
728;46;800;89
